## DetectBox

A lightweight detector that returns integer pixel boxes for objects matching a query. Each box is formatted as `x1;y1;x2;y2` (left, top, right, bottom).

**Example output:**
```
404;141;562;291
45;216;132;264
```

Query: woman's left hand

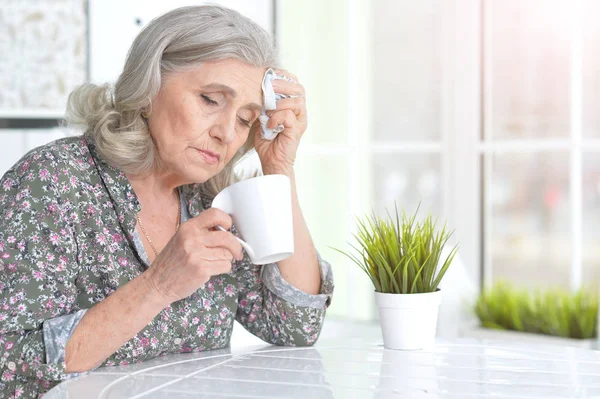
254;69;307;177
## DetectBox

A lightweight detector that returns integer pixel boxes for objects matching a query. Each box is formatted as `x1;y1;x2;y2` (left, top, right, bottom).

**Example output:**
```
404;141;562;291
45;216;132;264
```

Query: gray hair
66;5;278;198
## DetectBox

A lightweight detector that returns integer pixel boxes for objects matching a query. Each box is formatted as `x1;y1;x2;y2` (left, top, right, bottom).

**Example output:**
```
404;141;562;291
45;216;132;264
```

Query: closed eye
238;117;252;128
201;94;218;106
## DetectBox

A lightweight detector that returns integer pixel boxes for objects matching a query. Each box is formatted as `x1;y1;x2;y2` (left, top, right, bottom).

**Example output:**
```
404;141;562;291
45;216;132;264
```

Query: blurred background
1;0;599;344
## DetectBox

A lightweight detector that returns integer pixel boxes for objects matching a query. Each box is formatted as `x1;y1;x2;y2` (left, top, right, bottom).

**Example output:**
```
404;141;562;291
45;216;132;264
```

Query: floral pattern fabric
0;136;334;398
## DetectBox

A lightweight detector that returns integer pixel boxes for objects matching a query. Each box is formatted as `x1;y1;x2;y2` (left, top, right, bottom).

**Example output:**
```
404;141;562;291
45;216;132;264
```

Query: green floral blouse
0;136;333;398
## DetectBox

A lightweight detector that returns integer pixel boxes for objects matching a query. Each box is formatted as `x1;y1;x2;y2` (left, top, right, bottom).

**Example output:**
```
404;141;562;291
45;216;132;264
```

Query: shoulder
0;135;93;196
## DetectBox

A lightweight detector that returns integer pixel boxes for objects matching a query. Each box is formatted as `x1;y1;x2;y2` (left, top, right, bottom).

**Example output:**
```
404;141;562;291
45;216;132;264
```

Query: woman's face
147;59;264;184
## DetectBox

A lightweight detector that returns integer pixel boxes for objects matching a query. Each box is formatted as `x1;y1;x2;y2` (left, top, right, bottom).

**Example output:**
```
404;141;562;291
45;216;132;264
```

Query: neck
127;169;182;202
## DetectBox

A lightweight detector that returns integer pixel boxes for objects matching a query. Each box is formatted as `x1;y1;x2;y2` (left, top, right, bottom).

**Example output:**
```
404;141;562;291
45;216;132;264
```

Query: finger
203;231;244;261
267;109;297;130
205;260;234;276
271;79;305;97
192;208;233;231
200;247;235;262
271;97;305;118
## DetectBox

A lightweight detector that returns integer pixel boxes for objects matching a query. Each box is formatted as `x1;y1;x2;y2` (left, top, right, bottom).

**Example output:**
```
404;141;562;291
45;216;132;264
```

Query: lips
196;149;220;165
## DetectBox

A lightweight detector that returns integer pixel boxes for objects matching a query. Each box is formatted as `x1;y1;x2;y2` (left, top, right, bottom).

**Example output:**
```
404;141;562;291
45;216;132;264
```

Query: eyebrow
200;83;262;112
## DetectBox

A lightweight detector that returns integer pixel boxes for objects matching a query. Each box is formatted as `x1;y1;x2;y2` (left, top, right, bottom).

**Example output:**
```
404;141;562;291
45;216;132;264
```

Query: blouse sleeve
0;153;80;382
234;248;334;346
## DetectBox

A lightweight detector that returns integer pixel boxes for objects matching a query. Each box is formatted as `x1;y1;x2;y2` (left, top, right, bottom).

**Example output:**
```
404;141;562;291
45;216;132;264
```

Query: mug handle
215;225;256;262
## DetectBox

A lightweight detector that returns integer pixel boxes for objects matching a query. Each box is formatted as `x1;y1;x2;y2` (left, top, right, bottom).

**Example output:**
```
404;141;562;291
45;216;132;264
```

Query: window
482;0;600;291
282;0;600;322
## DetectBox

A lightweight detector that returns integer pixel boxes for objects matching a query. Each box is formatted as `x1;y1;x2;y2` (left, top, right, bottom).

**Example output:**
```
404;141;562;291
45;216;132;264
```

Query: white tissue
259;68;295;140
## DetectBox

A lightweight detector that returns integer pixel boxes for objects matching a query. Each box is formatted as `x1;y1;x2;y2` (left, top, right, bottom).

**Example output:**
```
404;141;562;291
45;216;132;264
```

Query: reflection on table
44;338;600;398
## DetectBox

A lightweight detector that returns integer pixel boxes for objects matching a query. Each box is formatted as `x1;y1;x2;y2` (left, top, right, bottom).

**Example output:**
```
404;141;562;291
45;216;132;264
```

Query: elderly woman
0;5;333;397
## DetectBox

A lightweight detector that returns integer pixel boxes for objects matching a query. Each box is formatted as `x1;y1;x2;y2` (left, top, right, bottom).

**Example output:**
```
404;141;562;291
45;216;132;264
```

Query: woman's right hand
143;208;244;305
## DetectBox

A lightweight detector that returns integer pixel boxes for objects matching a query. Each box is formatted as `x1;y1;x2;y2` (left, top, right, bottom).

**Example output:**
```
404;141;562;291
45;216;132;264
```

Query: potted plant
470;282;598;349
334;205;458;350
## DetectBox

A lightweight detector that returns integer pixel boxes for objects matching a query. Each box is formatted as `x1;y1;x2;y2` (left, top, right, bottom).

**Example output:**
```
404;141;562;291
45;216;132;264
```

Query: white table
45;338;600;399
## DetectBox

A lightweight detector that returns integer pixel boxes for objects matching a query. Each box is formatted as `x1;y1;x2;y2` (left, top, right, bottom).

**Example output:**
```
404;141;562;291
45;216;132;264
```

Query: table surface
44;337;600;399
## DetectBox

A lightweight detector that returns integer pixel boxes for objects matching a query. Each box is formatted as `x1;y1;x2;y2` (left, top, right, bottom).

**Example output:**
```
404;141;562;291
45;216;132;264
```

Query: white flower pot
375;290;442;350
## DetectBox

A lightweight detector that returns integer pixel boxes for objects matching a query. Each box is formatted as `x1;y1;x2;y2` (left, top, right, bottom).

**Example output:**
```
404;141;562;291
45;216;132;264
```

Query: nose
209;109;237;144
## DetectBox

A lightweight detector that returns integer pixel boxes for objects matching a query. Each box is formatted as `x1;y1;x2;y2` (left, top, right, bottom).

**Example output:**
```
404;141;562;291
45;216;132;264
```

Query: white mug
211;174;294;265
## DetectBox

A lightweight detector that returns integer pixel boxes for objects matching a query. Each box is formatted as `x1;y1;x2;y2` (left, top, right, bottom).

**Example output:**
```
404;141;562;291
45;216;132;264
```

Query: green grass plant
333;204;458;294
475;282;598;339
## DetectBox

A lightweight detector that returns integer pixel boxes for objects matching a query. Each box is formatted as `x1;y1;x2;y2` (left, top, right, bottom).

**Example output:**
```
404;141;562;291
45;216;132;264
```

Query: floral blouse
0;136;334;398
